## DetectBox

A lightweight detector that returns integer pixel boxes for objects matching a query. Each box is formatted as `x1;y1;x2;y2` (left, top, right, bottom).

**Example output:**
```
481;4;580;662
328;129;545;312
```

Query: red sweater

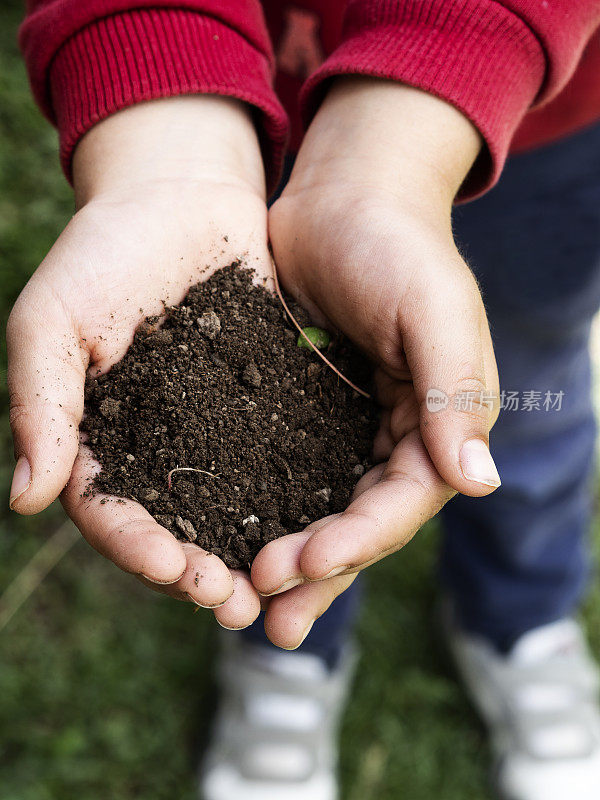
20;1;600;198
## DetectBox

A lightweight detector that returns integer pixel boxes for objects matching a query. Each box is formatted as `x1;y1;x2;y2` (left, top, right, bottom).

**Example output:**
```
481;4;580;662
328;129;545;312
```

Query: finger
7;289;87;514
352;462;385;497
250;517;338;596
374;374;420;442
264;573;356;650
251;464;388;596
402;261;501;496
251;531;309;596
213;571;262;630
373;410;395;462
138;543;234;608
299;430;455;580
175;545;235;607
62;445;187;583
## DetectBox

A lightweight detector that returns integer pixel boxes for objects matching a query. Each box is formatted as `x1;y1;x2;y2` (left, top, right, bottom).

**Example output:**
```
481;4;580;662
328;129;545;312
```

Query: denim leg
441;123;600;649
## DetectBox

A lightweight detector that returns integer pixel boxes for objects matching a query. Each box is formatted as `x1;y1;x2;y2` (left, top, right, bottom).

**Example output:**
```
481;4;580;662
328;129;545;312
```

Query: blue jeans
243;122;600;660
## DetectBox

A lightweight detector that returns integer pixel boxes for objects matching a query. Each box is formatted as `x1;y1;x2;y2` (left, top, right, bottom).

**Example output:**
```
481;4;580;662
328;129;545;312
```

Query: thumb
402;263;501;497
7;289;86;514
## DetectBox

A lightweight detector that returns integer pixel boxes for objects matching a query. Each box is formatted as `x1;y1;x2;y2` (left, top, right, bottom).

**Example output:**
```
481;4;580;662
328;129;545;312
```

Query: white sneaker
443;605;600;800
199;633;355;800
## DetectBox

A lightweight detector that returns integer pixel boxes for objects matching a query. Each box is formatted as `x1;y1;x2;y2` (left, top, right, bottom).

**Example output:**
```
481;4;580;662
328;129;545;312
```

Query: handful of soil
83;262;378;568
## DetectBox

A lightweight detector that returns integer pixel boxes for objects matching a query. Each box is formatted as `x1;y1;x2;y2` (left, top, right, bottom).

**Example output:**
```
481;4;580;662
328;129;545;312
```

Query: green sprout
297;326;331;351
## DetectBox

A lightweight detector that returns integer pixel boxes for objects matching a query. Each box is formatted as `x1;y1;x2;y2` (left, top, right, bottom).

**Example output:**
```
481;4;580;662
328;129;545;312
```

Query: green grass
0;3;599;799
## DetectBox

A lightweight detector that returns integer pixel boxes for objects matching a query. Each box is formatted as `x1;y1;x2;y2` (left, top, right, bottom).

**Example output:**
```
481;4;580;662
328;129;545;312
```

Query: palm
9;180;271;625
42;183;269;366
250;186;493;595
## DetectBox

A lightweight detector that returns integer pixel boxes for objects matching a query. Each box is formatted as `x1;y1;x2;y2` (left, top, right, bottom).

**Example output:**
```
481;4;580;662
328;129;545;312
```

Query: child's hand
252;80;500;648
7;96;270;628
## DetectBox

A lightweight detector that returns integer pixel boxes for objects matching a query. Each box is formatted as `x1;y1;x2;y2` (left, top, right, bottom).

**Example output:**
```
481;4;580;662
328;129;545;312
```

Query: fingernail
307;565;348;581
139;569;185;586
282;619;316;651
460;439;501;487
184;591;230;609
186;592;230;609
216;620;248;631
9;456;31;509
260;576;303;596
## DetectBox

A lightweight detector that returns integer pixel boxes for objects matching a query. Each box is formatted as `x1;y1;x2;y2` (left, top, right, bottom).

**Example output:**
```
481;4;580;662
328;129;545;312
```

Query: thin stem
0;521;79;633
167;467;220;491
269;258;372;400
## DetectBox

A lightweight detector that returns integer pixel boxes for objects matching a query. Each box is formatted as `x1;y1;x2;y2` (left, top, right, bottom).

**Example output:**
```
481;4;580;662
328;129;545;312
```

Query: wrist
290;77;481;211
72;96;266;206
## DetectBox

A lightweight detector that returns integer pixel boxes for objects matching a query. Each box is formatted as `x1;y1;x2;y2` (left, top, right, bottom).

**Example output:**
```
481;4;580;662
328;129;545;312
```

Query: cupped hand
7;96;270;628
252;80;501;648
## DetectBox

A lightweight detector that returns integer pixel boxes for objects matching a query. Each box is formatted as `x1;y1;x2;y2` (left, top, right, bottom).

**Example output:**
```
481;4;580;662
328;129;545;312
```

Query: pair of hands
8;78;500;649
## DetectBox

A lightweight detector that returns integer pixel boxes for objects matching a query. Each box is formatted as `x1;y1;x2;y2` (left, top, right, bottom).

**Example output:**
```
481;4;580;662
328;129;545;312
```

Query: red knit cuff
48;9;289;191
301;0;545;200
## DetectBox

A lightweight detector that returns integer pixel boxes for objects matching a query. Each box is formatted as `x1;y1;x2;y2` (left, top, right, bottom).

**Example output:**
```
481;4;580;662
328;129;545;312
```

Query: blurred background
1;2;599;799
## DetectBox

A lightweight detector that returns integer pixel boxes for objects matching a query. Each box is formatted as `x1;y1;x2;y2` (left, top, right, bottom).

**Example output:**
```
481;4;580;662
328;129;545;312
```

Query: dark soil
82;262;378;569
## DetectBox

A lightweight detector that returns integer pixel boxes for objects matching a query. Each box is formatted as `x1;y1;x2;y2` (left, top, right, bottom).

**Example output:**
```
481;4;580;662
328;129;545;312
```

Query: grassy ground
1;4;599;799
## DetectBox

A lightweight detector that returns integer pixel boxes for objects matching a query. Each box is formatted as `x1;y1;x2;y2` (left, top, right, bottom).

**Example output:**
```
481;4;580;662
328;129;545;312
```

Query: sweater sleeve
300;0;600;199
19;1;289;190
